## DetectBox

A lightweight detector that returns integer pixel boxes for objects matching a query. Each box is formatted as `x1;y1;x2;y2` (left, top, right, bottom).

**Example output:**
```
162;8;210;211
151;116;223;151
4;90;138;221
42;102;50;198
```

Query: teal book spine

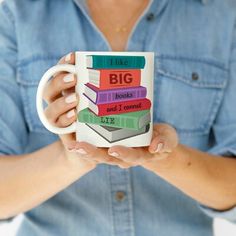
87;55;146;69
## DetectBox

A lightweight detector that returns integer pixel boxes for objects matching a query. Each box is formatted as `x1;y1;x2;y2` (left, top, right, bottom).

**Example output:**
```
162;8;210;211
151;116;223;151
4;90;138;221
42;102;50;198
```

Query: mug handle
36;64;77;134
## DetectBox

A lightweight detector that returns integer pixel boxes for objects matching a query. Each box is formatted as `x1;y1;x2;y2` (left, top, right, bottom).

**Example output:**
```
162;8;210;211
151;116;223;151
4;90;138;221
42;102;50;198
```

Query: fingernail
109;152;119;157
155;143;164;153
65;93;77;104
63;74;74;83
65;53;71;62
75;148;87;155
66;109;75;118
67;147;76;153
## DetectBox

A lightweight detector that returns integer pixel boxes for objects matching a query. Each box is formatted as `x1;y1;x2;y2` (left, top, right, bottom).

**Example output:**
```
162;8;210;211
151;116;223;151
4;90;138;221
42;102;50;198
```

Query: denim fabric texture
0;0;236;235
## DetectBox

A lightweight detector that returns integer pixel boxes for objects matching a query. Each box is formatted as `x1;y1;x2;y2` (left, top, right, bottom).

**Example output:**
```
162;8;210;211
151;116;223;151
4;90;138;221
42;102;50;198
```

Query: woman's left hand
107;123;179;169
69;123;179;169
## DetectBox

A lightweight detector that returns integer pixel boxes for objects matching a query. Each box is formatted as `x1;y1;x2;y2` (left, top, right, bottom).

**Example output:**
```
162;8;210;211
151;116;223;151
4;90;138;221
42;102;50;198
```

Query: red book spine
91;98;151;116
97;69;141;89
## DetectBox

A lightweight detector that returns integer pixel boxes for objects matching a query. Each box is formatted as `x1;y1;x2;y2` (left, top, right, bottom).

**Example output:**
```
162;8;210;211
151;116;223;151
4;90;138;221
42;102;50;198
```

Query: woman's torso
6;0;235;235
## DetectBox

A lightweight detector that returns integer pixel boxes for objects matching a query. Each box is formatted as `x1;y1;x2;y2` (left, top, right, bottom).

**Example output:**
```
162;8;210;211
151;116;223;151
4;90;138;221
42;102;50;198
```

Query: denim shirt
0;0;236;235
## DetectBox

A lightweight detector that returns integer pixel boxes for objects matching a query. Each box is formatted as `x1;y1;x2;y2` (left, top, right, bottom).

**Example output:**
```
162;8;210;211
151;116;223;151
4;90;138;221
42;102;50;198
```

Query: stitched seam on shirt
155;115;211;135
206;87;225;135
20;86;47;133
126;169;135;236
229;19;236;64
0;126;23;154
29;125;48;133
1;1;15;24
157;69;227;89
156;88;224;135
207;147;236;157
20;86;34;132
107;166;115;236
155;54;228;71
17;55;61;68
17;56;60;85
125;0;153;47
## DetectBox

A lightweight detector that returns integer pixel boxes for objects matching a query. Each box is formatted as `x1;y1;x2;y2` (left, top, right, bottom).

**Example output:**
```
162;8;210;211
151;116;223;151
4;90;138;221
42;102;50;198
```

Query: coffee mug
36;51;154;147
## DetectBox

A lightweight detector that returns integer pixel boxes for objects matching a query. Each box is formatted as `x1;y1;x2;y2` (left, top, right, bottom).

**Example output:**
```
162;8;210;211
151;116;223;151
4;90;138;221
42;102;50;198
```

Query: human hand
43;52;140;170
107;123;179;169
43;52;178;170
42;52;98;170
66;123;179;169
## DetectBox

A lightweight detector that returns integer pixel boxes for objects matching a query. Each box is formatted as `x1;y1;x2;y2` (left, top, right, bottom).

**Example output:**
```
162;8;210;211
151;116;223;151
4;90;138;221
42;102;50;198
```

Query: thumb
149;123;179;154
59;133;77;150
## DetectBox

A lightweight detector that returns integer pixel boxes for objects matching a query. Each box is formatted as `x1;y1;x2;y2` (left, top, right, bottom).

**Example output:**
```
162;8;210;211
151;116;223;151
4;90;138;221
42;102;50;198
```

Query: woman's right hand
42;52;98;170
43;52;130;171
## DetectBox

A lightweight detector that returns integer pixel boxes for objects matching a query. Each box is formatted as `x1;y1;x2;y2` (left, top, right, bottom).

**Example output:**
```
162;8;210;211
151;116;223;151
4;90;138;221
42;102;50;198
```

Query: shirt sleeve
198;20;236;223
0;1;28;156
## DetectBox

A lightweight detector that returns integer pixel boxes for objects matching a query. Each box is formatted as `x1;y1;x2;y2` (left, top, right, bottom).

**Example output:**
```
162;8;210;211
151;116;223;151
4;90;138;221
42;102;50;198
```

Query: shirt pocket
17;57;59;133
153;57;228;135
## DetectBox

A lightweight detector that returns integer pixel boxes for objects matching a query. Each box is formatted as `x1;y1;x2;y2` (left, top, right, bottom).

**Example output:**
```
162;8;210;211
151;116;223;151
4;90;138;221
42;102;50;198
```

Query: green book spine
87;55;146;69
78;108;150;130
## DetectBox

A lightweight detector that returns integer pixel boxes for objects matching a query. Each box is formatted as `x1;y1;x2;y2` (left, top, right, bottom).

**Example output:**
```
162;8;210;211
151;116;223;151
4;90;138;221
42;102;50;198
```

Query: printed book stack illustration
78;55;152;143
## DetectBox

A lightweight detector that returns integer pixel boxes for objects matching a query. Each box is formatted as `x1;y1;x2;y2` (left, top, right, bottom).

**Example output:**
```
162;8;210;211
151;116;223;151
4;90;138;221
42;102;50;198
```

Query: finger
51;52;76;79
108;145;170;165
66;142;127;166
149;124;179;154
44;93;78;125
108;145;152;165
43;52;76;103
63;142;132;169
58;52;76;65
62;87;76;97
56;109;77;128
43;73;77;103
59;133;76;148
49;52;76;145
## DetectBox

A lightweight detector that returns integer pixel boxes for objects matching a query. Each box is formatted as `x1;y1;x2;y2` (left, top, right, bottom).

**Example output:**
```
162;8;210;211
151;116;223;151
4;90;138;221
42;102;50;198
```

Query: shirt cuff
199;204;236;223
207;146;236;157
203;147;236;222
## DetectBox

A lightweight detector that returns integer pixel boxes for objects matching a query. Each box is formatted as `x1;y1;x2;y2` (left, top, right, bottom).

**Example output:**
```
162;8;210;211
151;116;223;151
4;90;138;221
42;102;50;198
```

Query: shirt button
115;191;126;202
146;13;155;21
192;72;199;81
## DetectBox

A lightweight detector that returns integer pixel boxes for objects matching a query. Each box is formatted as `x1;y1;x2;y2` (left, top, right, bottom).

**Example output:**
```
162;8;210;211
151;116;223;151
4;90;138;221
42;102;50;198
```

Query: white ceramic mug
36;51;154;147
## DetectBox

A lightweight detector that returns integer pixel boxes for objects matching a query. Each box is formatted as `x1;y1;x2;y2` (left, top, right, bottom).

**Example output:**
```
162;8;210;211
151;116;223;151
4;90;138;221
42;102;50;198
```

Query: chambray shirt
1;0;236;235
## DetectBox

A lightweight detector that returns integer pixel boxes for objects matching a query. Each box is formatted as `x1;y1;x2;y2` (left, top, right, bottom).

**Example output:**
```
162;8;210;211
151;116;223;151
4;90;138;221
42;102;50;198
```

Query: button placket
108;166;135;236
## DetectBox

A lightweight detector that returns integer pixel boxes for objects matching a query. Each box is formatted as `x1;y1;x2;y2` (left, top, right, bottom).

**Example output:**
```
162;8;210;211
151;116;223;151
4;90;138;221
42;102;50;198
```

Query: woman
0;0;236;235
